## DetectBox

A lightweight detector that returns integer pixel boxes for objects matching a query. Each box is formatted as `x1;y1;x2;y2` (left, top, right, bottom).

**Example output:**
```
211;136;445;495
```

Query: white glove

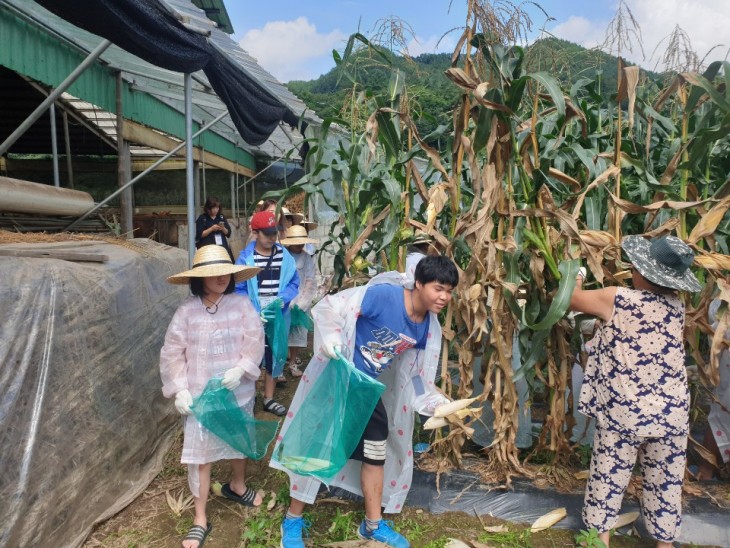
259;311;268;324
322;342;343;360
222;367;244;390
174;389;193;415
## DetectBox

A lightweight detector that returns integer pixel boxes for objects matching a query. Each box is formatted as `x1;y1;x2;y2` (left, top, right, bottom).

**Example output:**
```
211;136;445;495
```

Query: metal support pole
229;172;235;220
0;39;112;156
193;160;201;216
62;110;74;188
64;110;227;232
116;72;133;237
50;102;60;187
185;73;195;266
201;144;206;203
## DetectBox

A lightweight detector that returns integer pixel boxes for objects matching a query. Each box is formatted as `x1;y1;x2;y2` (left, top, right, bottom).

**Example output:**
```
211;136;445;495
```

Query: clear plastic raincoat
269;272;448;513
160;294;264;495
289;250;317;347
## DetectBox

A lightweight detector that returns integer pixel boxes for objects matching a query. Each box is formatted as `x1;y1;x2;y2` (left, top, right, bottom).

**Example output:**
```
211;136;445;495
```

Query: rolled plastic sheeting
0;176;95;216
0;239;188;548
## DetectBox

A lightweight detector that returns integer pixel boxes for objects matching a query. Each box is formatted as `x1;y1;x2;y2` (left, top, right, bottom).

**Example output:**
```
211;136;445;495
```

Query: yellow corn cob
530;507;566;532
433;397;479;418
614;511;640;529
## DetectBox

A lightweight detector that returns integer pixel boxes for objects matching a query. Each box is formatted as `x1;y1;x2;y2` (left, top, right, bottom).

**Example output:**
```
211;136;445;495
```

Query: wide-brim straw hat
412;229;433;244
622;235;701;292
281;207;304;225
280;224;318;246
300;218;318;231
167;245;260;285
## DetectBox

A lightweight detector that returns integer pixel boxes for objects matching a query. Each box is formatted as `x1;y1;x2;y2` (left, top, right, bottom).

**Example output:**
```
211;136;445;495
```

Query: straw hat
622;235;701;292
281;207;304;225
300;218;319;231
412;230;433;244
167;245;260;285
280;225;318;246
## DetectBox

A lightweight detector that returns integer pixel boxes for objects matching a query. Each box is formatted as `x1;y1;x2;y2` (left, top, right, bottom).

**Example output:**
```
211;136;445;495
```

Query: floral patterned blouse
579;287;689;437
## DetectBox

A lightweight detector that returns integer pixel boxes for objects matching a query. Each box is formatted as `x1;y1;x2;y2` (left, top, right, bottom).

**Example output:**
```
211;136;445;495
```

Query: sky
226;1;730;83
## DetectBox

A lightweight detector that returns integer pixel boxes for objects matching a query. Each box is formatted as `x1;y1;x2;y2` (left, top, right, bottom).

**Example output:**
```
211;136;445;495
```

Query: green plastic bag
289;305;314;333
262;300;288;376
191;378;279;460
273;353;385;481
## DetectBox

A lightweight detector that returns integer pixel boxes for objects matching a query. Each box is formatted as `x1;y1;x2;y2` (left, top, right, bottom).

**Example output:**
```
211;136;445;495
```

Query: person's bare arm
569;275;616;322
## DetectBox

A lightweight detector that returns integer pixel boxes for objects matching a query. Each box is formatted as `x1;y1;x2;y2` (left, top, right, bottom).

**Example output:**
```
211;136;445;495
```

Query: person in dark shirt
196;196;233;260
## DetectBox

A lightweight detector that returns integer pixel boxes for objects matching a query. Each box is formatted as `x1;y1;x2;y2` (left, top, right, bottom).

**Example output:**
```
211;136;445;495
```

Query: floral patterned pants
583;427;687;542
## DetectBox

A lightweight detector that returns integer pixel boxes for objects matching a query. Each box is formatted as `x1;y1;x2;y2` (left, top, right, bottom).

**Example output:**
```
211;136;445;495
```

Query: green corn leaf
523;260;580;331
528;72;566;117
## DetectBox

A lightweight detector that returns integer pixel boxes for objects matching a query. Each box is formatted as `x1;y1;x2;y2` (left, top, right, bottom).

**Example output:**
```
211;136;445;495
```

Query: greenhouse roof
0;0;319;169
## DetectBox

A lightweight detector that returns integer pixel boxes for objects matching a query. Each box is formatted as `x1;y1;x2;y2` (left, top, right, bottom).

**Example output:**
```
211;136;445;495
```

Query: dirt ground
84;366;729;548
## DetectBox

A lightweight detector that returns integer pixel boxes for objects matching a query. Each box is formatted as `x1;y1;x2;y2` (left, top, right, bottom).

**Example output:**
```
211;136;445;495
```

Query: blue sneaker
280;516;310;548
357;519;410;548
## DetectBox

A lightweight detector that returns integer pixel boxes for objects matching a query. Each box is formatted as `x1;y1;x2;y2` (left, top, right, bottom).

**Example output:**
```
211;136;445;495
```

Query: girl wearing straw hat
160;246;264;548
280;225;319;377
569;235;701;548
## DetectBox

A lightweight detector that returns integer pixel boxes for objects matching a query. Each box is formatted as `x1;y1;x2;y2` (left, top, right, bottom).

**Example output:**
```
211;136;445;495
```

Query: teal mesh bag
289;305;314;332
273;352;385;481
262;300;288;375
191;378;279;460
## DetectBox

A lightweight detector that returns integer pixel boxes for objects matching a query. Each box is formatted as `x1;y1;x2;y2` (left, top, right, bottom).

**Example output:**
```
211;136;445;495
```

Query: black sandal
263;399;287;416
182;522;211;548
221;483;260;507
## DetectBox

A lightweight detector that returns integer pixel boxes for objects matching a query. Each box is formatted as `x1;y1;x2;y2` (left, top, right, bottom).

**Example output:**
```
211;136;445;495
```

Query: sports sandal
221;483;261;507
288;363;303;377
182;522;212;548
263;399;287;416
276;374;288;385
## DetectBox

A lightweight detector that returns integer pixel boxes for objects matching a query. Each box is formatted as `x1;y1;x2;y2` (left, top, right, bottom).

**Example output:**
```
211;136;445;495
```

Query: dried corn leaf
688;196;730;244
445;67;480;90
165;489;194;517
695;252;730;271
444;540;472;548
574;470;590;480
530;507;567;532
618;66;640;130
608;194;706;214
483;525;509;533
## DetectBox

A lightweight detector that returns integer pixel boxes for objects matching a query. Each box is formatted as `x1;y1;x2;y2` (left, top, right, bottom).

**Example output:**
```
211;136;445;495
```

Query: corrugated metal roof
190;0;233;34
1;0;318;163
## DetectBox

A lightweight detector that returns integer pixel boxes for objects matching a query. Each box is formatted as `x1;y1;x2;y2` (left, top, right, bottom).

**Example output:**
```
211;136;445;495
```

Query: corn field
274;1;730;483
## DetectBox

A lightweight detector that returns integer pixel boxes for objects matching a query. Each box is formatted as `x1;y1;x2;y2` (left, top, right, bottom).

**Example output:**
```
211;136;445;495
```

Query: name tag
214;233;223;245
259;295;276;309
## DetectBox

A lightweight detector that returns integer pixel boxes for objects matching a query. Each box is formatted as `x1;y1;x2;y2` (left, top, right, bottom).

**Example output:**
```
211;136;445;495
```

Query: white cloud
406;34;457;57
239;17;347;82
547;1;730;70
549;16;603;49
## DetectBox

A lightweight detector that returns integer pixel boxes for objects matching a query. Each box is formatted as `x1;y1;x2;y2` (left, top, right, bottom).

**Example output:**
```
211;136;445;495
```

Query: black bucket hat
621;235;701;293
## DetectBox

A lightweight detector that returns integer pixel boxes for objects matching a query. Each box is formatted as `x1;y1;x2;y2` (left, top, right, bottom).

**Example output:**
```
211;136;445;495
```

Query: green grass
322;509;358;542
478;527;532;547
239;510;283;547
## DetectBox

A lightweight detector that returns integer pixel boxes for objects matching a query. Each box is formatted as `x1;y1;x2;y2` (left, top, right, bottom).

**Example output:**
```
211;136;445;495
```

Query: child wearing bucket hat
568;234;701;548
160;246;265;548
280;225;319;376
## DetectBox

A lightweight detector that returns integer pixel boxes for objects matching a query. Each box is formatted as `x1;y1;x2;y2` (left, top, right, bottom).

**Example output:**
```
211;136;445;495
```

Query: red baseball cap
250;210;278;234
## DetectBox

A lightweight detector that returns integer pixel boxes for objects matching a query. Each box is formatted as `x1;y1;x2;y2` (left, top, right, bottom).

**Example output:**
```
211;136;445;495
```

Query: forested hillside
287;37;655;137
